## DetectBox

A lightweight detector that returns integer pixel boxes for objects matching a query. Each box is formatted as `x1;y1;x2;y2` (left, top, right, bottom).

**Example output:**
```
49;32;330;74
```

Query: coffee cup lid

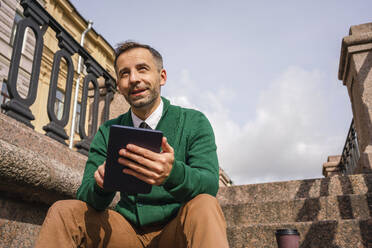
275;229;299;236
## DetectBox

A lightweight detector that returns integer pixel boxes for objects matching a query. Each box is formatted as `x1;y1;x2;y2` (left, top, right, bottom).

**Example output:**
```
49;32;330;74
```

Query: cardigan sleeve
76;125;116;210
162;111;219;202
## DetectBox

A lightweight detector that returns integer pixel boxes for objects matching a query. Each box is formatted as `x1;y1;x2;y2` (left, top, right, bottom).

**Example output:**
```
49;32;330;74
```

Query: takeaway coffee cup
275;229;300;248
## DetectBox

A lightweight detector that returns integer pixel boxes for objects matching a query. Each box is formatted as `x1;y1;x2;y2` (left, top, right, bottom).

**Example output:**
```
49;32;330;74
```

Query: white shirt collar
131;99;164;129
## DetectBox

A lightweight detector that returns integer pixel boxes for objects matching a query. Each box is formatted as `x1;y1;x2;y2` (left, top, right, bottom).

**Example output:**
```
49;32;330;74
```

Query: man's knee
186;194;218;208
179;193;227;231
47;199;87;217
182;194;221;218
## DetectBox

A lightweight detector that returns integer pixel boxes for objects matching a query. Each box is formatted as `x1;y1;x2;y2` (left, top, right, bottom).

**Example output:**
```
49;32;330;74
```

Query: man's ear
160;69;167;86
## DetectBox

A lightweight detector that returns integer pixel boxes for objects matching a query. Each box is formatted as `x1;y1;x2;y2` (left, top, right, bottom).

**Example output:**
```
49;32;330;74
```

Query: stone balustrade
339;22;372;174
1;0;116;155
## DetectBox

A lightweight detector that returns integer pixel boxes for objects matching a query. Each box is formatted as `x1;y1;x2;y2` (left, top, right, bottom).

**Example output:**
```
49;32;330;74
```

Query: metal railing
0;0;116;156
339;119;360;174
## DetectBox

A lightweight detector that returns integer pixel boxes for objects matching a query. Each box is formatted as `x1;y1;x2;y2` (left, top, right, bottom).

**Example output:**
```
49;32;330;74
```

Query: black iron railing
0;0;116;155
339;119;360;174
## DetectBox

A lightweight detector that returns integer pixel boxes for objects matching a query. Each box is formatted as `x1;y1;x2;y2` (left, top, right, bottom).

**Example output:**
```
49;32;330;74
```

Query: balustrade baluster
42;48;76;144
339;119;360;175
1;14;47;128
75;59;102;155
1;0;117;155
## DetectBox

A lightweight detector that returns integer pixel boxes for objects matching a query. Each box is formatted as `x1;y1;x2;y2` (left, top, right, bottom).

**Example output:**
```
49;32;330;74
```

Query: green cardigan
76;97;219;227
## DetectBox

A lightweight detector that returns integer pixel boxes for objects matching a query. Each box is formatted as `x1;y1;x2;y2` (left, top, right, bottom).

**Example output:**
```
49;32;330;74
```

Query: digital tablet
104;125;163;194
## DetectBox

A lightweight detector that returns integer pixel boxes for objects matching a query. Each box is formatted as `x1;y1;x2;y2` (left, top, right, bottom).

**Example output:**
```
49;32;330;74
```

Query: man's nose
129;71;140;83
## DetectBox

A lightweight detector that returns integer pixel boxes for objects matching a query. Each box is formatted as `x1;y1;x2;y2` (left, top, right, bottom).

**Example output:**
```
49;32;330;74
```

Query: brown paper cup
275;229;300;248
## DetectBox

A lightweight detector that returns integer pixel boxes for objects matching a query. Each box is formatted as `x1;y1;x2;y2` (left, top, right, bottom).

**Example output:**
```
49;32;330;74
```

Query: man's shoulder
175;105;208;122
166;102;212;132
166;99;206;119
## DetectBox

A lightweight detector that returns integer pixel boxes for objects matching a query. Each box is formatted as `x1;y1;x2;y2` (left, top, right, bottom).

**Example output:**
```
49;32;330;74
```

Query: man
35;41;229;248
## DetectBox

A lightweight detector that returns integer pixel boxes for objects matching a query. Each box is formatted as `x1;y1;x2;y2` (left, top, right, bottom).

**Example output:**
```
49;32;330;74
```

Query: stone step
217;173;372;205
0;196;47;248
0;219;40;248
221;193;372;226
227;218;372;248
1;207;370;248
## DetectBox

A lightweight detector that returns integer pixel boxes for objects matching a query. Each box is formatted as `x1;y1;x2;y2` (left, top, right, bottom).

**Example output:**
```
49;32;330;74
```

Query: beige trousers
35;194;229;248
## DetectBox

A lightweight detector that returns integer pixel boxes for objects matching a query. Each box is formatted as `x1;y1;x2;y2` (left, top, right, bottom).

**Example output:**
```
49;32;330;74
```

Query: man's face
116;48;166;110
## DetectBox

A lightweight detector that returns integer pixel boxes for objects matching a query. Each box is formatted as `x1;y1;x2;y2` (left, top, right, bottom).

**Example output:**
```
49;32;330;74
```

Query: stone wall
339;22;372;173
0;111;86;246
0;112;85;202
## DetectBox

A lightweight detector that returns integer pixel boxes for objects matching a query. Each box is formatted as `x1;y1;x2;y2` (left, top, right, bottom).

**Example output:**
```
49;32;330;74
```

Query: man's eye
120;72;129;78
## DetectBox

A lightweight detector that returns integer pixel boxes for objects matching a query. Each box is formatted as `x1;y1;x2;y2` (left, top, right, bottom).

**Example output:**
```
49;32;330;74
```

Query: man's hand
118;137;174;185
94;162;105;189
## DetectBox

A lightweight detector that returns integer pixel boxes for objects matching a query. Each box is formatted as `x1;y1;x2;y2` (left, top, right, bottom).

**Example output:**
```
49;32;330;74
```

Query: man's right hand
94;162;105;189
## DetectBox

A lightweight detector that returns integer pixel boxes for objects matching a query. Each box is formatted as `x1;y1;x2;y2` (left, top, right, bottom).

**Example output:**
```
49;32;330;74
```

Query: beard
124;85;161;109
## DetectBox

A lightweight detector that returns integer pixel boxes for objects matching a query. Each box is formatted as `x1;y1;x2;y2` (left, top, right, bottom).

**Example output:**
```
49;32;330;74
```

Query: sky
69;0;372;185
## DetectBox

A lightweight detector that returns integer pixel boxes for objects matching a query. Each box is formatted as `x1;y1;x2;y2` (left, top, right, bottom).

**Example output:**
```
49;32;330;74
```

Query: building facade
0;0;130;148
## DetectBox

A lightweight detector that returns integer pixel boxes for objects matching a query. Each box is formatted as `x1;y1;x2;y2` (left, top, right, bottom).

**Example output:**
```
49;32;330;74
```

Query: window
54;89;65;120
10;12;23;46
0;82;10;113
74;102;81;134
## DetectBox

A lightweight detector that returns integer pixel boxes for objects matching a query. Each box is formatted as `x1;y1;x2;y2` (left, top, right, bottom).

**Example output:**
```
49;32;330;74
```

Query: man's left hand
118;137;174;185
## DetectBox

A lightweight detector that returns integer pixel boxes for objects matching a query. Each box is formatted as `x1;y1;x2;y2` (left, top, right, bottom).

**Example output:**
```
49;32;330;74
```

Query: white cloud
164;66;345;185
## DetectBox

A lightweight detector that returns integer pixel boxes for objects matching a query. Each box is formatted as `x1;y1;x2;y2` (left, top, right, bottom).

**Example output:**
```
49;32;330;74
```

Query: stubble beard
125;87;160;109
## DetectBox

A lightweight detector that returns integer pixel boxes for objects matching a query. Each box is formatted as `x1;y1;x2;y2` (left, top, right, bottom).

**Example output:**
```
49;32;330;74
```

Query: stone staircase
1;114;372;247
1;173;371;247
217;174;372;247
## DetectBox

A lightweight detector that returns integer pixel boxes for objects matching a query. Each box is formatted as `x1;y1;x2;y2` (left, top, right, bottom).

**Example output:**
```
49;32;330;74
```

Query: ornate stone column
339;22;372;173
